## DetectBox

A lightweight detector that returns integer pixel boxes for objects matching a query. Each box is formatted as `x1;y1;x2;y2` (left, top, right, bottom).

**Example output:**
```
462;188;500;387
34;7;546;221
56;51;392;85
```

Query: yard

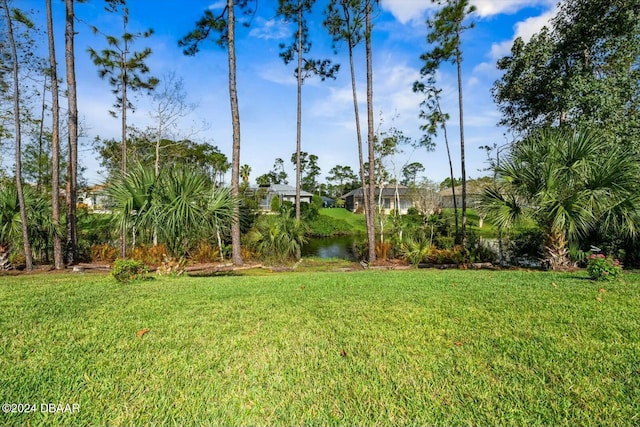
1;268;639;426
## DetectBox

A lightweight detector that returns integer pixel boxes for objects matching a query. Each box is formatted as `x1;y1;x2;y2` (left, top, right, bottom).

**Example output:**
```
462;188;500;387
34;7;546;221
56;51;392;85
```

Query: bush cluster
586;254;622;281
111;259;149;283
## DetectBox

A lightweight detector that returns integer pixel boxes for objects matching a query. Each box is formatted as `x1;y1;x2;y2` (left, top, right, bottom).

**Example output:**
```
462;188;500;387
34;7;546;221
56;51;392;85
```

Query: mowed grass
318;208;366;232
1;270;639;426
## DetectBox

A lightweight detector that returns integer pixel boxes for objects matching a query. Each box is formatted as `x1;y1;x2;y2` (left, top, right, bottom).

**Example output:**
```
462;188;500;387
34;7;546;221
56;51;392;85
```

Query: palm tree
480;127;640;269
240;164;251;186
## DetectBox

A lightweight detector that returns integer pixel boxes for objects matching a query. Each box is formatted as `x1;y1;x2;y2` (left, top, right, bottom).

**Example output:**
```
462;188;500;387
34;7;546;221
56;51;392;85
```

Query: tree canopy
493;0;640;150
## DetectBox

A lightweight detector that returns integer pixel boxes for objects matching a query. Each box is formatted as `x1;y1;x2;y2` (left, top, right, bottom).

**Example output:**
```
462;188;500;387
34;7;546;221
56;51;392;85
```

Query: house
252;184;313;211
320;196;335;208
342;185;414;215
438;181;487;209
78;185;112;213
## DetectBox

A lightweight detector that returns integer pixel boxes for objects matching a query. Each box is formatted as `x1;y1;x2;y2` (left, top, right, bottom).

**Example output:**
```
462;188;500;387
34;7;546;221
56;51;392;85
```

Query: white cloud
257;62;297;86
380;0;555;23
310;86;364;121
208;1;226;11
248;17;291;40
471;0;554;17
374;61;423;119
380;0;432;24
473;61;497;76
488;5;558;60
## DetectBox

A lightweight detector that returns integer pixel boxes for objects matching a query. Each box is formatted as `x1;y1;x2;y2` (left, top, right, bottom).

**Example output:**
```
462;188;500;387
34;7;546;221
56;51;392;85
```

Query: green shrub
466;232;497;263
301;195;322;221
351;237;368;261
425;246;465;264
246;211;308;262
435;235;455;250
270;196;281;212
586;254;622;281
399;238;432;266
507;228;543;258
111;259;149;283
8;252;26;270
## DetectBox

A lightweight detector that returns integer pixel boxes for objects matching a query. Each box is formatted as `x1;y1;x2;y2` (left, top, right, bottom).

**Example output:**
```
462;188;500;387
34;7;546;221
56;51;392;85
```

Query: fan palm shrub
106;165;236;258
480;128;640;270
106;163;158;250
247;207;308;263
0;184;23;252
155;167;236;256
399;236;432;266
0;184;59;263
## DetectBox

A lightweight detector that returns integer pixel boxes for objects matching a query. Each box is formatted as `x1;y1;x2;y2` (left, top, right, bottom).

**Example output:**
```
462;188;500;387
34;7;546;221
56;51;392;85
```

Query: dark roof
343;185;411;198
438;182;487;197
249;184;313;197
270;184;313;197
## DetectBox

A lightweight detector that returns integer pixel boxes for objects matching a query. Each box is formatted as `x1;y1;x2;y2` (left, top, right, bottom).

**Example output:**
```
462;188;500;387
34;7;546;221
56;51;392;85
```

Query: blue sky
17;0;559;186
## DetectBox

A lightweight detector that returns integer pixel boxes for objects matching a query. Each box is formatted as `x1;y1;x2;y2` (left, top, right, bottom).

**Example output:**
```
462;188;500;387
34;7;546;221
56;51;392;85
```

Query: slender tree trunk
228;0;243;266
216;227;224;261
155;123;162;177
455;26;467;249
119;19;129;258
378;179;384;243
365;1;376;263
65;0;78;265
3;0;34;271
37;75;47;193
436;100;459;238
47;0;64;269
152;123;162;246
294;2;303;222
346;41;371;260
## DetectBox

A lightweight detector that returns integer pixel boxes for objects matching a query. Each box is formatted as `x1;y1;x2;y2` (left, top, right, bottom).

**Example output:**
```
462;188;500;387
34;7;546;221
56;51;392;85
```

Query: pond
302;236;357;261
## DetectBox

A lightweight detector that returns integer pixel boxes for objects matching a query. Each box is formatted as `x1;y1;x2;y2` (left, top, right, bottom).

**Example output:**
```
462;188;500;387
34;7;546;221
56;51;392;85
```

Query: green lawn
318;208;366;232
1;269;639;426
441;208;538;238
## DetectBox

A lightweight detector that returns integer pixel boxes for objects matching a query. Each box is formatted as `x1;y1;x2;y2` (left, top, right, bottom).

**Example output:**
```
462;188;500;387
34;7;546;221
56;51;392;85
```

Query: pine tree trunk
152;123;161;246
455;24;467;250
3;0;34;271
37;76;47;193
436;100;459;238
47;0;64;269
365;1;376;263
119;18;129;258
65;0;78;265
295;2;302;222
346;41;371;261
228;0;243;266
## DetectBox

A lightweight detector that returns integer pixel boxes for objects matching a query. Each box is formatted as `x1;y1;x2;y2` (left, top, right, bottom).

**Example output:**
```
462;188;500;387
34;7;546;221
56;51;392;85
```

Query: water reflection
302;236;356;260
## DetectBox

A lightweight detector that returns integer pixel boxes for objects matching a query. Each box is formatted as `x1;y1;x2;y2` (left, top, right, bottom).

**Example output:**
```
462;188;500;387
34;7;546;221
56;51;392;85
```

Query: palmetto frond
478;184;526;230
480;127;640;269
106;163;158;240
